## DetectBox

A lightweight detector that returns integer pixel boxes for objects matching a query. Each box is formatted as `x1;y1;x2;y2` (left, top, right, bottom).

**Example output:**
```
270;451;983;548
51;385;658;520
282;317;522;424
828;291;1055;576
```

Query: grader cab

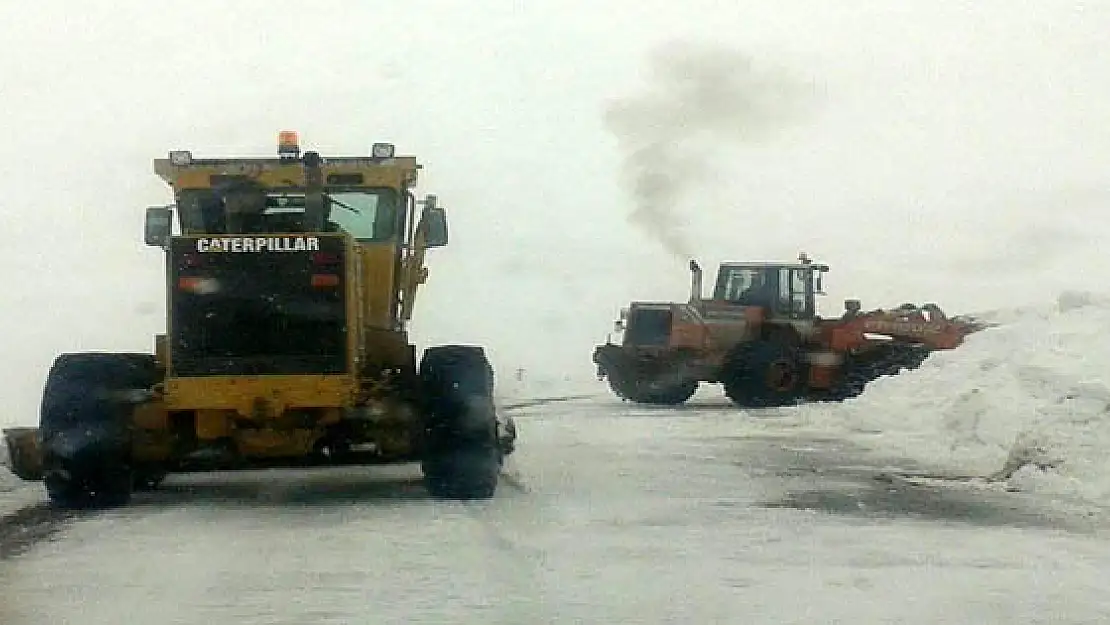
3;133;516;508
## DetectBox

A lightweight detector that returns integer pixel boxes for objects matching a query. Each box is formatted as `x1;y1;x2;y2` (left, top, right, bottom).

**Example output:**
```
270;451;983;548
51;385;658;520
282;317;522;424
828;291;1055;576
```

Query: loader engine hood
169;233;348;376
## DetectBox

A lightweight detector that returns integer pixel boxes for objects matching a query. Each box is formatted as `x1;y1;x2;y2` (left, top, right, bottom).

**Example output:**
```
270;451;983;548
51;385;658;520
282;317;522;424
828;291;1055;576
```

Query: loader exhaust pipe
688;259;703;303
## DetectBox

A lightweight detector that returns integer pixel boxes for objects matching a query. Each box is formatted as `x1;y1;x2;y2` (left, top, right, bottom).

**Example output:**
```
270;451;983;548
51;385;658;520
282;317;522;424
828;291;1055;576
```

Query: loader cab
712;259;828;320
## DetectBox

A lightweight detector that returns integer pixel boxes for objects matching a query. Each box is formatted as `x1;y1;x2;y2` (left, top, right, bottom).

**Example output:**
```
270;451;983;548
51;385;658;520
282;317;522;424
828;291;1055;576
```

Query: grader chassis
593;254;988;408
3;133;517;508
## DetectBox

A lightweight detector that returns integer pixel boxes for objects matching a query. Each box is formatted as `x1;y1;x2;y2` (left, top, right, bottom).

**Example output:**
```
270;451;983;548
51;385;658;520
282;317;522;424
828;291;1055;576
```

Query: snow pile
805;290;1110;506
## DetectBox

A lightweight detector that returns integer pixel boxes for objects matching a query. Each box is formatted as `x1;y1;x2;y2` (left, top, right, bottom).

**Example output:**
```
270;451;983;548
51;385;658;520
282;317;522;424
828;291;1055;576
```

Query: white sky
0;1;1107;423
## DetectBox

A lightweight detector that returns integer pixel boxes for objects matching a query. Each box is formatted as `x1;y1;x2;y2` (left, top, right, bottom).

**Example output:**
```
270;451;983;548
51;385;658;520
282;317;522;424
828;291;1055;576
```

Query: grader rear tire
39;353;158;509
419;345;502;500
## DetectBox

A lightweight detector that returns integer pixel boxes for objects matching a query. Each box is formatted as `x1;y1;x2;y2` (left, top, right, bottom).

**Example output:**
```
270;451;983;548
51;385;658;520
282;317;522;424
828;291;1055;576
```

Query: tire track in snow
0;503;83;560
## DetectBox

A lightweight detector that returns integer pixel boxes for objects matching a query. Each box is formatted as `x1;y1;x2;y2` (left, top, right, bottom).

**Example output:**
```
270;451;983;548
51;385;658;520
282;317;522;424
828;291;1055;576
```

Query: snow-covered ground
4;394;1110;623
0;445;44;517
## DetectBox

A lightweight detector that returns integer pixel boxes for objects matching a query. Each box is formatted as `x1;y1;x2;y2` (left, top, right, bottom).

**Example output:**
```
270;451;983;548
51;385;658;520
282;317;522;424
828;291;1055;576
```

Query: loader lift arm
826;303;981;352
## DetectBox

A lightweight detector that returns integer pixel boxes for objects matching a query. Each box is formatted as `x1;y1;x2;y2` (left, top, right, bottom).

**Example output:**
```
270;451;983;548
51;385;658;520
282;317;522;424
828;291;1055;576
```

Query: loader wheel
419;345;502;500
38;352;158;509
722;341;805;408
822;355;870;402
608;376;698;405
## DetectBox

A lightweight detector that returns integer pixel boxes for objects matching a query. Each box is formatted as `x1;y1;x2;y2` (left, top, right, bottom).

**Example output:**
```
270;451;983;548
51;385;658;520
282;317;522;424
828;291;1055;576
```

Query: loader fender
2;427;44;482
592;343;630;379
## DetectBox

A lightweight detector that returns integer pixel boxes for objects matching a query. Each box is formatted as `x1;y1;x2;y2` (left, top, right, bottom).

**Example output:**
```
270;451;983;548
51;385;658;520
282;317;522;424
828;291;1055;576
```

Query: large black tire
39;352;158;509
821;354;871;402
419;345;501;500
608;376;698;405
722;341;806;408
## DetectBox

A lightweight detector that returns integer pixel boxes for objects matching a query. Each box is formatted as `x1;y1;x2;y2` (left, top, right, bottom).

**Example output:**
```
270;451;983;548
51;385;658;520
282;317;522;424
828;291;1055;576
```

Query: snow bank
802;290;1110;506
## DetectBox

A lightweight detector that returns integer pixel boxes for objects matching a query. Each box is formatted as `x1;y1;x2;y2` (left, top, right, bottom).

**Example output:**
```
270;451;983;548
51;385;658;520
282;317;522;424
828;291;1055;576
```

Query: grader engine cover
169;233;348;377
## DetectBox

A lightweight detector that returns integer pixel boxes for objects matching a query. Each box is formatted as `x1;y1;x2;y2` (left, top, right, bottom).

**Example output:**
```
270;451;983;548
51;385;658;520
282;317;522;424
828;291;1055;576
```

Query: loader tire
722;341;806;409
822;355;870;402
419;345;501;500
39;352;158;509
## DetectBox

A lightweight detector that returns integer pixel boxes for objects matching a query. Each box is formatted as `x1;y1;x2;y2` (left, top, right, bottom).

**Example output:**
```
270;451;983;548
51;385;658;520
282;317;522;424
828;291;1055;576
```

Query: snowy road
4;392;1110;623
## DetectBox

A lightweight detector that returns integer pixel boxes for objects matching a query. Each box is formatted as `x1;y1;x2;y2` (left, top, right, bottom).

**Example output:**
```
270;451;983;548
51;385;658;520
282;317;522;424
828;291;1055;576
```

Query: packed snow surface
4;293;1110;621
6;398;1110;623
798;290;1110;507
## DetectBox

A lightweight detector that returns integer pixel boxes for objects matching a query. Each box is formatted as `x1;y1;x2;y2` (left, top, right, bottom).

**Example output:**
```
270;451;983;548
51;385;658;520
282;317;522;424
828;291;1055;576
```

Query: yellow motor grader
3;132;516;507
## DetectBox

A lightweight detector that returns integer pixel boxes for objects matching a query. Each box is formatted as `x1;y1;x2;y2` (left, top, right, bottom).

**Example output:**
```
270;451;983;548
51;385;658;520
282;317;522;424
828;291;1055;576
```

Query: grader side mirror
422;206;448;248
144;206;173;248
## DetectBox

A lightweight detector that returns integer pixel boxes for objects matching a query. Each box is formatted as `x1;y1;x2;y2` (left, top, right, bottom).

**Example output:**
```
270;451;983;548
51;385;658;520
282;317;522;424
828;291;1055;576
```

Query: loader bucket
2;427;44;482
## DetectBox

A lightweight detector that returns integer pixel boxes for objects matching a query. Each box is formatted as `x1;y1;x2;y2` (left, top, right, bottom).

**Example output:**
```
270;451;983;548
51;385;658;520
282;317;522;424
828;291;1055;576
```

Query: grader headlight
168;150;192;165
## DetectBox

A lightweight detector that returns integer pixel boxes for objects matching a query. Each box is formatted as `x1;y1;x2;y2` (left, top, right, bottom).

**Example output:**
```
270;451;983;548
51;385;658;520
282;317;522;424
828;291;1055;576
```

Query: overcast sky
0;1;1106;423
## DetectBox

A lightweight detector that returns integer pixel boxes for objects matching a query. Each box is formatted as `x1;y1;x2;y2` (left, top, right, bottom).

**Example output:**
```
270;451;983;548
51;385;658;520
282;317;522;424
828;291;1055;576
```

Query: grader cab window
176;187;401;242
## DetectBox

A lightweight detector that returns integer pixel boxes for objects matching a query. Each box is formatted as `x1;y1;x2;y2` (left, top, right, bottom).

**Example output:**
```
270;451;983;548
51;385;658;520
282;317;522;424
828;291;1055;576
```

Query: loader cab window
717;268;760;300
778;267;817;319
715;267;776;307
